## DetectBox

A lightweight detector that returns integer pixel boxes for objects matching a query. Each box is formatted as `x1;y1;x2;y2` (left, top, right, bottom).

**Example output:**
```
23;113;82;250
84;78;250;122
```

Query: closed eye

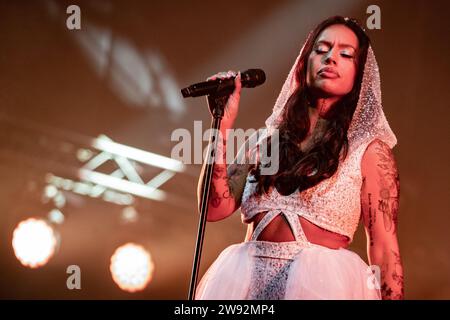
315;49;353;59
315;49;328;54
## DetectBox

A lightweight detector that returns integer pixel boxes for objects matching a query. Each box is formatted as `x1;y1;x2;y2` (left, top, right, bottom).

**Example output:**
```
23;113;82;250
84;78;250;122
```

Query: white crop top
240;138;377;243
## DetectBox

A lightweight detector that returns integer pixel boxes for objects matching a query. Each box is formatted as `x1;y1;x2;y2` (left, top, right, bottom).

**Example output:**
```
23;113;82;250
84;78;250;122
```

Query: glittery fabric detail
248;240;310;259
244;240;309;300
246;256;292;299
241;142;369;242
346;46;397;152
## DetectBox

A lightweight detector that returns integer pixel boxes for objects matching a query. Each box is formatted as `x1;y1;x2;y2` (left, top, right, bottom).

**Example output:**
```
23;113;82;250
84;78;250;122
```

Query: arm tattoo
363;175;375;247
227;164;247;195
212;164;226;179
209;166;229;208
391;249;405;299
380;249;404;300
368;193;375;247
209;139;250;208
374;142;400;233
210;183;221;208
381;281;393;299
362;177;376;247
364;141;403;299
380;259;395;299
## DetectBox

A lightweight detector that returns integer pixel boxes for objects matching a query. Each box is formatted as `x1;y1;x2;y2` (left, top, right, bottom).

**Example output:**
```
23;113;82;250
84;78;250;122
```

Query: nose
324;49;338;65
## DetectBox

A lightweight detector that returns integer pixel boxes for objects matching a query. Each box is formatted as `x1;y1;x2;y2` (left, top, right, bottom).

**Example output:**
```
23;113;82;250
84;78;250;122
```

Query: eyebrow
316;40;356;51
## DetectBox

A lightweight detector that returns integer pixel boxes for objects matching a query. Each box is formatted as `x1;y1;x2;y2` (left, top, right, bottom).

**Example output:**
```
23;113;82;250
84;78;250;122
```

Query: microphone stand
188;93;229;300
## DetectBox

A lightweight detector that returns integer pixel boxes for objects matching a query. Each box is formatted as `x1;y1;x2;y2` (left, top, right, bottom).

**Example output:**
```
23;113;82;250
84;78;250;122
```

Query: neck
313;97;340;116
307;97;336;135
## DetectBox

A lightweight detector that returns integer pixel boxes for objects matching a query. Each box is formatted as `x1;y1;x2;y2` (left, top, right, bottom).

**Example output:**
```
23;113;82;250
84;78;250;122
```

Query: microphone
181;69;266;98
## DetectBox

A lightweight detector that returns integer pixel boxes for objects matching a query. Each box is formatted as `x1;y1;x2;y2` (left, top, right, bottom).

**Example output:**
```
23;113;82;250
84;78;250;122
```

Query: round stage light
12;218;57;268
110;243;154;292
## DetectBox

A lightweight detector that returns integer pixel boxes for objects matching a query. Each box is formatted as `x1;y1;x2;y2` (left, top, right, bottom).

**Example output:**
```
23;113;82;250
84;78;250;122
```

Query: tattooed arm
197;127;257;222
361;139;404;300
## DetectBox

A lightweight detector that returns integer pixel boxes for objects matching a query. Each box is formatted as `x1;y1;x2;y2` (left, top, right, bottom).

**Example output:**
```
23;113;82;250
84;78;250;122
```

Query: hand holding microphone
206;70;241;126
180;68;266;126
181;68;265;98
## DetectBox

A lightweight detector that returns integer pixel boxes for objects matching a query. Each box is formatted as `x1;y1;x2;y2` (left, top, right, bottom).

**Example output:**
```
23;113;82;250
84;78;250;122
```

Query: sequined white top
240;138;376;242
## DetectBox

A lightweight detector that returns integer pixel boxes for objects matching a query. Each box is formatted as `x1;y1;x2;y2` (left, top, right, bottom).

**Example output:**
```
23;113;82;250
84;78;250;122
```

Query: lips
318;67;339;78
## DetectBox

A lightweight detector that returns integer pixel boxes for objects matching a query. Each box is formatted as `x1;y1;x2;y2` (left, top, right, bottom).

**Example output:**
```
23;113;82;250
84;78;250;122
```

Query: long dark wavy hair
250;16;370;196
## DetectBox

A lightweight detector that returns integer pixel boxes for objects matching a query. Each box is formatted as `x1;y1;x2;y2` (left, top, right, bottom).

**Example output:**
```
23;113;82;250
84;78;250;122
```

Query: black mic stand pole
188;93;229;300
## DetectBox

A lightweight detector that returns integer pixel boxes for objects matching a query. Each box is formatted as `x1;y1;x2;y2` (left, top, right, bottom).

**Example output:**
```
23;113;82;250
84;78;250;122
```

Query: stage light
79;169;167;201
120;206;138;223
44;185;58;198
76;148;93;162
110;243;154;292
92;135;185;173
12;218;58;268
43;184;66;208
48;209;65;225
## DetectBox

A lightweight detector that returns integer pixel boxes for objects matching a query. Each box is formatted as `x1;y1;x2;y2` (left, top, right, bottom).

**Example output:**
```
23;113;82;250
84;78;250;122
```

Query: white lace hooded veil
261;24;397;157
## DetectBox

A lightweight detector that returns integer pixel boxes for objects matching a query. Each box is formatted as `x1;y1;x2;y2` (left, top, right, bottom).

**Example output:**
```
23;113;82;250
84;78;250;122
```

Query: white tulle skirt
195;240;381;300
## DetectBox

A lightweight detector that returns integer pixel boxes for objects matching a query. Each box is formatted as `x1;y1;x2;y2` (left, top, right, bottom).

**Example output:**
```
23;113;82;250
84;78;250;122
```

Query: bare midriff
245;210;350;250
243;116;350;249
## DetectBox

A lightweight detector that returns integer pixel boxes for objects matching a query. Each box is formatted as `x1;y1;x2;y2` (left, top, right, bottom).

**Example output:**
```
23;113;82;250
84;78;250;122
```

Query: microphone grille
242;69;266;87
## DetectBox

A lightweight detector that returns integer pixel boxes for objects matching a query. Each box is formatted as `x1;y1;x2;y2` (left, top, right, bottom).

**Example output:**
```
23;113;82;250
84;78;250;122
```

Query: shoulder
361;138;398;179
241;127;267;162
